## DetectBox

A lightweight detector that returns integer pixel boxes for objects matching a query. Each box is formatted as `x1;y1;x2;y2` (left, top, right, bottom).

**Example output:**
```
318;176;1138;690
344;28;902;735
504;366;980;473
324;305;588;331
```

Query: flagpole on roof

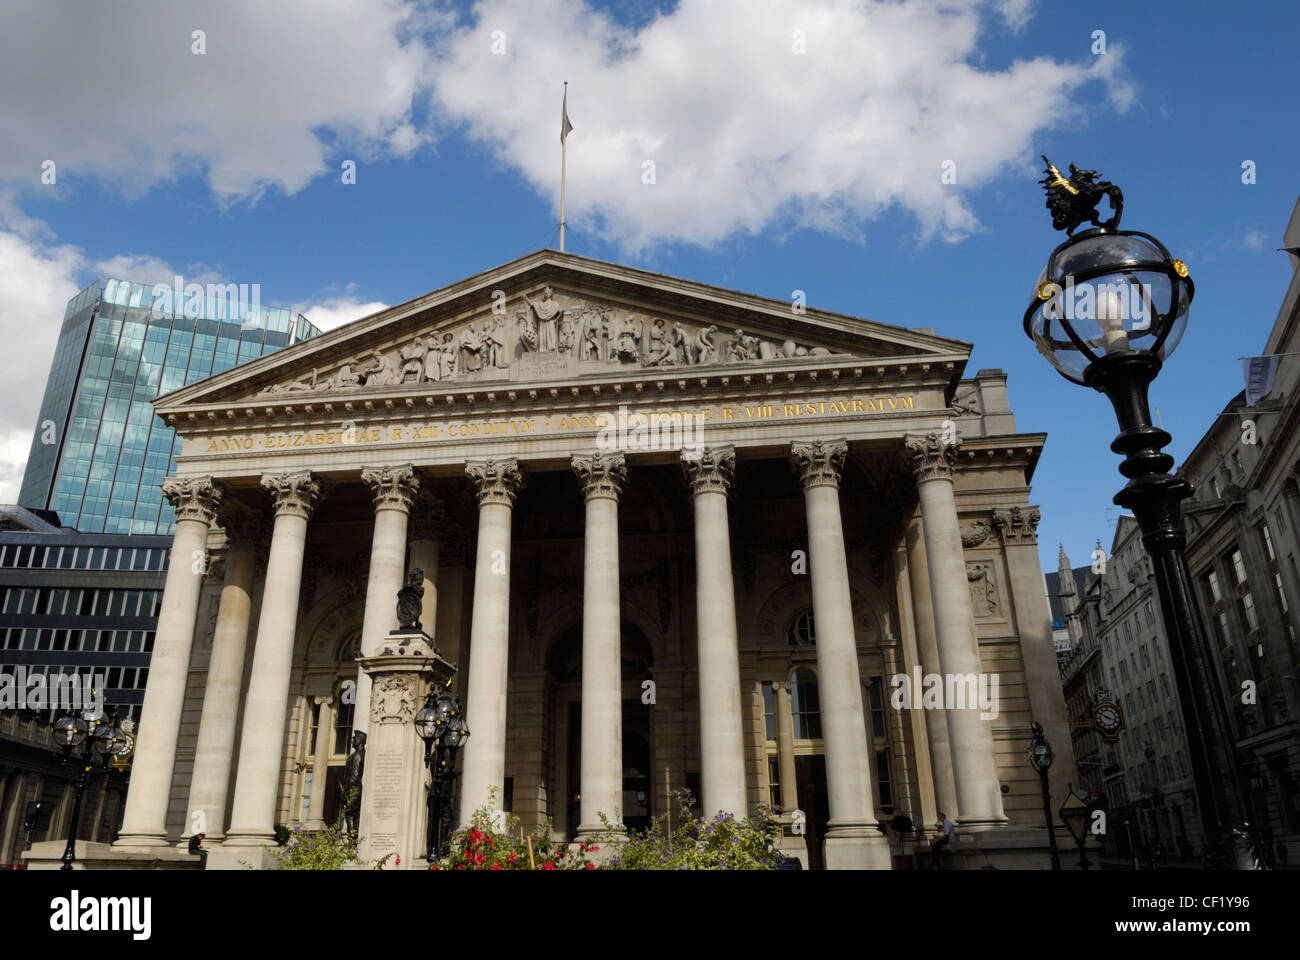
560;81;569;252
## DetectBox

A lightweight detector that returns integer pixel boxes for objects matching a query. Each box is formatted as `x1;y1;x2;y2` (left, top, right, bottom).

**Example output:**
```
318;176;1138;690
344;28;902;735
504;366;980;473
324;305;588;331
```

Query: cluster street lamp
414;677;469;864
1023;157;1255;869
1027;721;1061;870
52;706;133;871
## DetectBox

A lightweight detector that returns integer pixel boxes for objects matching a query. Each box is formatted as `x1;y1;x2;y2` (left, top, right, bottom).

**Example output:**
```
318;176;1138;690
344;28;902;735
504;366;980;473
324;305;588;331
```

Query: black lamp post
1027;721;1061;870
415;677;469;864
52;707;132;871
1023;158;1254;869
1059;783;1092;870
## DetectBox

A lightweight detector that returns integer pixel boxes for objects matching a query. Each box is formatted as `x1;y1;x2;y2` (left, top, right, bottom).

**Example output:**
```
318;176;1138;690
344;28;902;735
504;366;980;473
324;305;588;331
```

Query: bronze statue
1038;156;1124;236
340;730;366;834
396;568;424;631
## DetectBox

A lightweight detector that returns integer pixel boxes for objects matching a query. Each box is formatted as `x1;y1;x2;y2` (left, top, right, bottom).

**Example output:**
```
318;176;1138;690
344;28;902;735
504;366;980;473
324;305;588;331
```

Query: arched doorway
545;621;655;837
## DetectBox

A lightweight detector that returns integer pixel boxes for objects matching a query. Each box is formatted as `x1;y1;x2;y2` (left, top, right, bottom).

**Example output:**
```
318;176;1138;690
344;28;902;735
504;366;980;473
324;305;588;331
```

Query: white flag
1243;355;1280;407
561;86;573;144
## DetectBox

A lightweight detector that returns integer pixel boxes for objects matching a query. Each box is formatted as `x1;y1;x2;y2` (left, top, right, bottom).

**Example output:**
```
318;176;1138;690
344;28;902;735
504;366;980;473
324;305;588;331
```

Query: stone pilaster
572;452;628;837
116;476;222;848
458;458;524;823
682;445;747;818
354;464;420;736
905;432;1007;828
305;696;335;830
223;471;324;850
185;505;261;843
790;439;891;869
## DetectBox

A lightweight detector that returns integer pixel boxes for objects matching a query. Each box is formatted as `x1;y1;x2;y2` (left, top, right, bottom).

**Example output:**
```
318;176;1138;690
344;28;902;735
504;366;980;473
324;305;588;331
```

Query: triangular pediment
155;250;970;413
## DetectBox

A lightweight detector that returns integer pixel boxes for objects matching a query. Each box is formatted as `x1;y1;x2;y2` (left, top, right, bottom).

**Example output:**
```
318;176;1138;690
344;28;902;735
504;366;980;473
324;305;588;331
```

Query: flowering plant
435;794;598;870
598;789;782;870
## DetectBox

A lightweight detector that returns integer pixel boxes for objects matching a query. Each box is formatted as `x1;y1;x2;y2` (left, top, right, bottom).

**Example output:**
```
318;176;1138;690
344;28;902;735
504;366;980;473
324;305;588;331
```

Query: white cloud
1243;229;1267;251
428;0;1133;251
296;295;391;332
0;0;435;202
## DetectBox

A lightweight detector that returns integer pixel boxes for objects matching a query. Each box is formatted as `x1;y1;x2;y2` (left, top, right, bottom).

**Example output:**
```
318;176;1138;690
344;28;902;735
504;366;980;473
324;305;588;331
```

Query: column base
206;845;280;871
575;821;625;842
302;819;326;832
822;831;893;870
112;832;169;848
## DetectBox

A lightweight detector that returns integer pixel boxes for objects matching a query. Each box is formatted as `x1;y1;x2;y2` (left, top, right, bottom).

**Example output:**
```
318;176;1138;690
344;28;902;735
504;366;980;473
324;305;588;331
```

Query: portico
103;250;1071;869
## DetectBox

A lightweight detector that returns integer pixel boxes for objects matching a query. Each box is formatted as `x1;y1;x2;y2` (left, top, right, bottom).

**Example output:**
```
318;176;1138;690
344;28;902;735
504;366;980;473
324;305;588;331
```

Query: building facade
19;278;320;535
76;251;1074;869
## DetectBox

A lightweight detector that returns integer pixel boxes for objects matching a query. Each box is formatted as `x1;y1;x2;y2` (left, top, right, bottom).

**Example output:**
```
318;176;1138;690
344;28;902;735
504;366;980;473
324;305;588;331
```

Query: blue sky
1;0;1297;574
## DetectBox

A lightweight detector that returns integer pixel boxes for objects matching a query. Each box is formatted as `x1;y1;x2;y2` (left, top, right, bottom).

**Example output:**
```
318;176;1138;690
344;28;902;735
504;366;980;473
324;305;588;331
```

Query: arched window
791;668;821;739
787;610;816;646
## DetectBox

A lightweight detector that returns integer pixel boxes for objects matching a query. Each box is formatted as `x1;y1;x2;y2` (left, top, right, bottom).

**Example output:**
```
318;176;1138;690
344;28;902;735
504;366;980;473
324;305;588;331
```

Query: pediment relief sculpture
257;289;854;398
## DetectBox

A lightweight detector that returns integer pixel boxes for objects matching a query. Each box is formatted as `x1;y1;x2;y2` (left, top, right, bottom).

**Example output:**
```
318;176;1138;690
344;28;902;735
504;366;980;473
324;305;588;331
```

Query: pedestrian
1277;842;1288;867
930;812;954;866
188;832;207;869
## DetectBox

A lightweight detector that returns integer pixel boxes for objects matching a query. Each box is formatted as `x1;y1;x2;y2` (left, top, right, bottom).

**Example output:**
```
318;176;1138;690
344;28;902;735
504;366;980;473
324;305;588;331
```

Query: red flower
588;844;600;852
542;862;556;870
490;864;503;870
585;862;596;870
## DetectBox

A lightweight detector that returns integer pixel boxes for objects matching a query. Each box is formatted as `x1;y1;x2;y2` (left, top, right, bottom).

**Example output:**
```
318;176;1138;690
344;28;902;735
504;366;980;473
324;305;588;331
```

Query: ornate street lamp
53;707;133;871
1027;721;1061;870
1023;157;1255;869
415;677;469;863
1058;783;1092;870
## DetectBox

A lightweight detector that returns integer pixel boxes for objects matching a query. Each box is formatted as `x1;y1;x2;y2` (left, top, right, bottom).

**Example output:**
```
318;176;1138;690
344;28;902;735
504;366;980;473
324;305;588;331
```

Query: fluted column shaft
573;452;627;837
458;458;524;822
116;476;222;847
790;441;888;863
224;471;323;846
305;696;335;829
354;465;420;736
682;445;747;817
904;514;958;821
906;432;1006;827
186;517;259;843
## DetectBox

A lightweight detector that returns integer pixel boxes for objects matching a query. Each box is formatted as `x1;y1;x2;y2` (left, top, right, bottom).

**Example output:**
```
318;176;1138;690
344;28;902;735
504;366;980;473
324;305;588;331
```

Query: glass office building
18;279;320;534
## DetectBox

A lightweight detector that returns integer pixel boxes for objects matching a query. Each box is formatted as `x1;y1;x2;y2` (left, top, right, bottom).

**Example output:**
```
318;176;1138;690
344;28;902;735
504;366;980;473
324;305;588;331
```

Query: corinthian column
790;439;890;869
185;506;262;843
224;471;324;849
904;432;1006;827
354;464;421;736
116;476;222;848
572;451;628;838
681;445;747;818
457;458;524;823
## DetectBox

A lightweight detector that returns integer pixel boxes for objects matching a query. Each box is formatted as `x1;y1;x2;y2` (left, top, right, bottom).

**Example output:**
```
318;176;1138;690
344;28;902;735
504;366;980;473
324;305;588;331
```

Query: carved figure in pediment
645;318;674;366
671;321;691;364
334;363;361;389
485;316;509;368
459;322;484;372
523;287;563;353
694;325;718;363
360;349;398;387
558;314;576;354
614;316;643;363
399;336;427;383
582;317;602;361
728;328;760;361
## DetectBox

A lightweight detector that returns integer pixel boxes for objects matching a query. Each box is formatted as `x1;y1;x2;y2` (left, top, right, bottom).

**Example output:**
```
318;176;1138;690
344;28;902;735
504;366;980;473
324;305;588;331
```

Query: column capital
260;470;325;520
361;463;420;513
572;451;628;501
409;487;448;540
466;457;524;507
313;694;335;708
790;438;848;490
161;476;223;525
904;431;960;484
217;502;265;545
681;444;735;497
992;505;1041;545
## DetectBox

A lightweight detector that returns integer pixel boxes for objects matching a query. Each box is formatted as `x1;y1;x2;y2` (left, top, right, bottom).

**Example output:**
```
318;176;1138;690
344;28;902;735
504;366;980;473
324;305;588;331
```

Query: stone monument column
681;445;747;818
185;507;261;843
572;451;628;838
904;513;958;821
905;432;1007;827
304;695;335;830
457;458;524;822
355;465;421;737
223;471;324;851
116;476;222;847
790;439;891;869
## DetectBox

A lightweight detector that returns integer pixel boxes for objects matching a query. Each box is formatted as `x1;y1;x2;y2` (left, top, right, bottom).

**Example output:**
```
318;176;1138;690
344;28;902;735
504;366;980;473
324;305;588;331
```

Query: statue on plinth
340;730;366;834
396;568;425;632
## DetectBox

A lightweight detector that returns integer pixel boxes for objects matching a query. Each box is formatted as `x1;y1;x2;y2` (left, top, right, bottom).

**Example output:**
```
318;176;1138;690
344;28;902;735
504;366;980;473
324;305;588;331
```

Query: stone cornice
261;470;325;520
571;451;628;501
161;476;223;525
682;444;736;497
904;431;959;484
790;438;848;490
361;463;420;513
466;457;524;508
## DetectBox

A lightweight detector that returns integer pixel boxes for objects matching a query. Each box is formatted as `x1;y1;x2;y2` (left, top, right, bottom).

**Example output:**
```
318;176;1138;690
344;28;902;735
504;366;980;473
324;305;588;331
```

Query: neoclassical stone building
100;250;1073;869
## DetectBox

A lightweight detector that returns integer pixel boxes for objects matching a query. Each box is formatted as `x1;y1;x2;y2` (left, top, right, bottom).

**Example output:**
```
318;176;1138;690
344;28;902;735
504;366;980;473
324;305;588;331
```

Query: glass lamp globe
414;695;445;743
1024;230;1193;385
53;715;89;750
444;716;468;749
